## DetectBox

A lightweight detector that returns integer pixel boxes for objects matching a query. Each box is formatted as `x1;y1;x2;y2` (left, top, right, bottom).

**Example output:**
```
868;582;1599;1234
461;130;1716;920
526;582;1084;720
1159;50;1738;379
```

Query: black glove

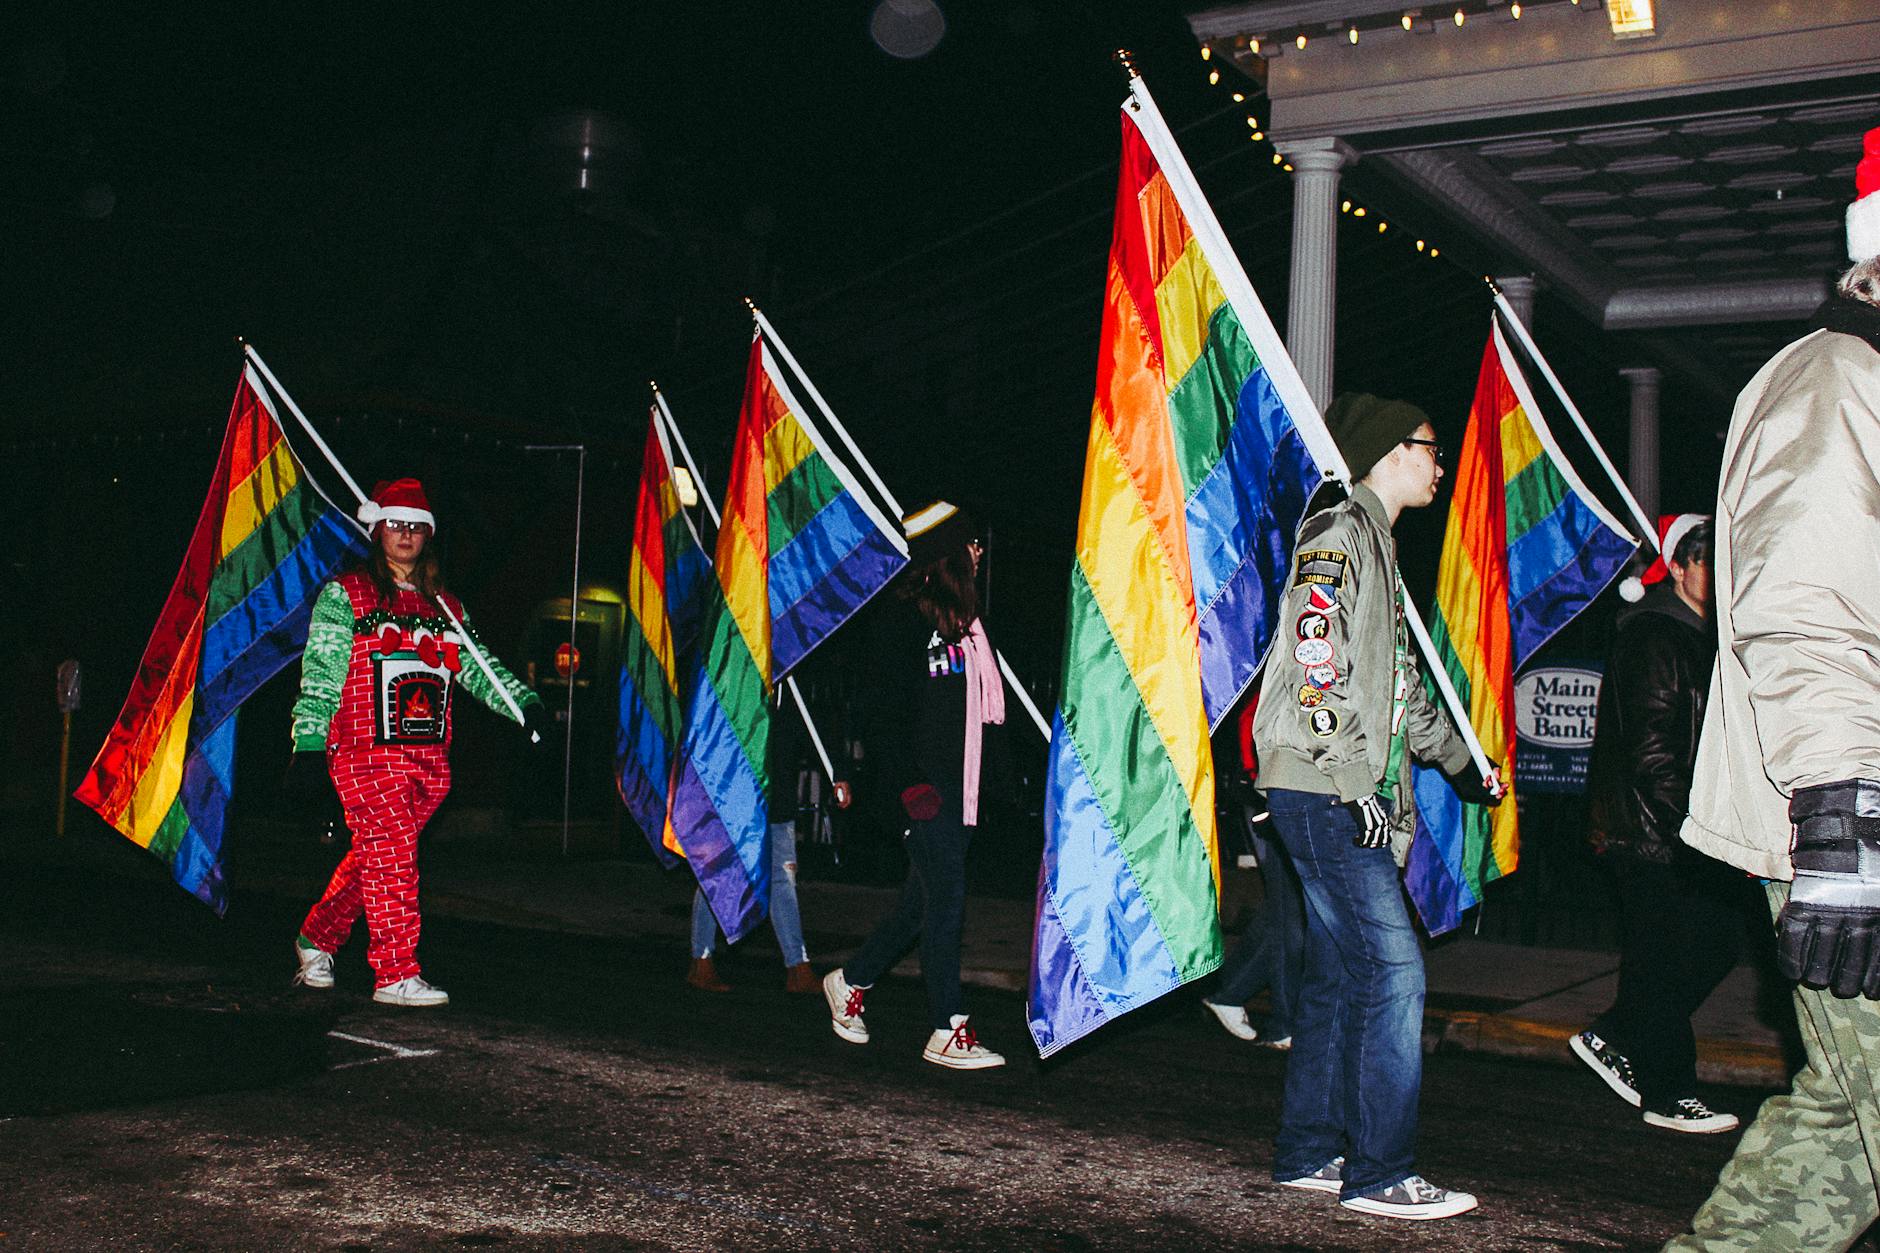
1777;780;1880;999
1450;761;1504;809
522;701;549;745
1346;794;1390;849
282;751;342;830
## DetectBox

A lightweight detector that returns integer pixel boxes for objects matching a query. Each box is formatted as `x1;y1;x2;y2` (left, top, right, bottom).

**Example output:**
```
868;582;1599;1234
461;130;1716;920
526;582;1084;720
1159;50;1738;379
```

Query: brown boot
783;961;818;995
686;956;730;993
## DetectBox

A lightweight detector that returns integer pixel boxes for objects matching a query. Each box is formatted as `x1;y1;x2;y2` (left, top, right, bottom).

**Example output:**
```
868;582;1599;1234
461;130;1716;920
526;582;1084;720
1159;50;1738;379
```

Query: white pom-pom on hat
1620;512;1706;603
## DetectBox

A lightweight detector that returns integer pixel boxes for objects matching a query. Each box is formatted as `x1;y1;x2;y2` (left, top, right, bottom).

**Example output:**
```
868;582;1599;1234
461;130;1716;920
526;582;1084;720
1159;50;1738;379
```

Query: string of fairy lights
1198;41;1451;267
1191;0;1638;275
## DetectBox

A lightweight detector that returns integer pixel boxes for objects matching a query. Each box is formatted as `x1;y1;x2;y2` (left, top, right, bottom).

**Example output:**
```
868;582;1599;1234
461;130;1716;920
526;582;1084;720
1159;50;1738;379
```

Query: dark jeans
1267;788;1425;1201
1592;851;1754;1110
1207;805;1305;1039
844;795;972;1030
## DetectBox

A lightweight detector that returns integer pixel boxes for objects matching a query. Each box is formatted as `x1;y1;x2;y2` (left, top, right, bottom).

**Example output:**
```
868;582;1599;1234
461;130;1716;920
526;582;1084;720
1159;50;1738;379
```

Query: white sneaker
1278;1156;1344;1194
1644;1097;1739;1134
372;976;449;1007
1204;1000;1259;1041
823;969;868;1044
293;943;334;989
923;1015;1005;1070
1340;1175;1478;1221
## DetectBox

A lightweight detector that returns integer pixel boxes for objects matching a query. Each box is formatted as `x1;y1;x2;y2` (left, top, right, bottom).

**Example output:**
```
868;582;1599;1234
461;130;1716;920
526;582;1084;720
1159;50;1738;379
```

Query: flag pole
1487;283;1660;554
242;340;538;741
738;313;1051;741
746;301;906;517
1116;62;1497;782
651;385;842;788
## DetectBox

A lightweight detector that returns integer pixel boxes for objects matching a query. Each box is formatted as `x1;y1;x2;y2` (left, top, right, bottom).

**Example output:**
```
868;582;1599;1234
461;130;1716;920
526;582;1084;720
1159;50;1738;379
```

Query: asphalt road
0;861;1831;1251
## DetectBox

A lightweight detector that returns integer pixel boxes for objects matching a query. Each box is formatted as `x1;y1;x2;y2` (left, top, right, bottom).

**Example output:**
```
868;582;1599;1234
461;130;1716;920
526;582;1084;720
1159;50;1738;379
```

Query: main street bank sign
1513;664;1602;795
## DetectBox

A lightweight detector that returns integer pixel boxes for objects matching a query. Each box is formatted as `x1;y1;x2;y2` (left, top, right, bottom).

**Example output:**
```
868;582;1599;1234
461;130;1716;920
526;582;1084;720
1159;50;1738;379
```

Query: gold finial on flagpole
1113;48;1140;80
1484;275;1504;298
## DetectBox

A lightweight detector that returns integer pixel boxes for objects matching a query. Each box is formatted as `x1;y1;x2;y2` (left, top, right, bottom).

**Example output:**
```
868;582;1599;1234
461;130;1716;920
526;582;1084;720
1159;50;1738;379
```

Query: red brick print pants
300;748;450;987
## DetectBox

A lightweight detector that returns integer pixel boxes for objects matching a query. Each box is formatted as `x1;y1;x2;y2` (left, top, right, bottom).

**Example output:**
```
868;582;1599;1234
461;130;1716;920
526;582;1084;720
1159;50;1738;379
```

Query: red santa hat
1850;126;1880;263
1619;513;1705;603
356;477;435;531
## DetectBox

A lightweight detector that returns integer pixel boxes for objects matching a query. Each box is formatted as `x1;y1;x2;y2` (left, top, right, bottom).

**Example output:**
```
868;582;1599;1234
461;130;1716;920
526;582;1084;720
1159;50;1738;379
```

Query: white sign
1514;666;1602;747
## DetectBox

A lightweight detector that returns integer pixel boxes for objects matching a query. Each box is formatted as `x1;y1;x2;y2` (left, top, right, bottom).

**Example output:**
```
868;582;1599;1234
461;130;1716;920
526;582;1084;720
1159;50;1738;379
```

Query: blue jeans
1266;788;1425;1200
843;796;971;1030
1206;805;1305;1039
691;821;809;965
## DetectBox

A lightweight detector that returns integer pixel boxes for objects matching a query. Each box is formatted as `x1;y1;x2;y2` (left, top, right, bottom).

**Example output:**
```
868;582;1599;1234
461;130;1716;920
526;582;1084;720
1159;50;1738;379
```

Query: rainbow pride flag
616;407;710;864
1028;80;1334;1056
1406;317;1636;935
75;367;367;911
670;336;907;941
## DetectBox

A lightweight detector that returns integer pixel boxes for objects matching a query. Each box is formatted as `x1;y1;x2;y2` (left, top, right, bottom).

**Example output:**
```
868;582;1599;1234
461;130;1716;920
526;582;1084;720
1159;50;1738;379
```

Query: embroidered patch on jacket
1308;708;1340;738
1293;638;1334;667
1297;685;1326;709
1293;549;1349;589
1304;663;1339;691
1307;585;1341;614
1296;611;1331;641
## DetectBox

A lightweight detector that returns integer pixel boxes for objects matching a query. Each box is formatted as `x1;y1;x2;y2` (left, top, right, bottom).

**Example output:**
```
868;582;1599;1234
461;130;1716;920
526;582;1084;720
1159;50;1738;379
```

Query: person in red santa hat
1576;512;1756;1135
284;478;544;1006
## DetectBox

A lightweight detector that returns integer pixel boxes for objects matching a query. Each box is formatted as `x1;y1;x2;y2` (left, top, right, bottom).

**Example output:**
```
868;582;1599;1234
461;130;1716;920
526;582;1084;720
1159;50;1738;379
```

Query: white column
1620;366;1661;521
1495;274;1539;329
1274;137;1358;411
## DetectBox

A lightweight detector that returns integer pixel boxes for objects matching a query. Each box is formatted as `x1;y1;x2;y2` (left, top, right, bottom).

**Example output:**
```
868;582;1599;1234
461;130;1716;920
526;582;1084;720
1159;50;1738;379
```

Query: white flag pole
1117;58;1496;783
651;385;840;786
998;651;1053;740
1489;284;1660;554
740;312;1051;742
242;341;537;740
747;301;906;517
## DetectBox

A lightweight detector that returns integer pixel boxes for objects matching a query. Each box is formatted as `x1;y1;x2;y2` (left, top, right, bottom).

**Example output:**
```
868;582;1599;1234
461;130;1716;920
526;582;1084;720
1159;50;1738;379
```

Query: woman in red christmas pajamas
285;478;543;1006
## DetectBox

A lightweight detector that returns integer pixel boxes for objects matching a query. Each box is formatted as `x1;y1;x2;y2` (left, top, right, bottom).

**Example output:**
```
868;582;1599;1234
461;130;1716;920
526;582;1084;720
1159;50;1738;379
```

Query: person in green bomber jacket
1252;394;1504;1222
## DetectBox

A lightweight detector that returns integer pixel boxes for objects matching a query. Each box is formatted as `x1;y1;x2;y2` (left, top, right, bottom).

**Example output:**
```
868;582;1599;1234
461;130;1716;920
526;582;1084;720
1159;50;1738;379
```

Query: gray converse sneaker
372;975;449;1007
1571;1029;1641;1108
1340;1175;1478;1220
922;1015;1005;1070
823;969;868;1044
1277;1156;1344;1194
1643;1097;1739;1134
293;941;334;989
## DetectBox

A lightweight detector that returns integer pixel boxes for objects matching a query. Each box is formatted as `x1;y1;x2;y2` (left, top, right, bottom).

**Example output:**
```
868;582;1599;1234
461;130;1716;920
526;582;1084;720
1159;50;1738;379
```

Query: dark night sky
2;2;1733;806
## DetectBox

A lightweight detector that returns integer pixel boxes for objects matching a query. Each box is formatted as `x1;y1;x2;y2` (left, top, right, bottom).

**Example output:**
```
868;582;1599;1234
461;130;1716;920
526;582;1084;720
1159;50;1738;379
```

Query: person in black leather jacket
1571;515;1754;1133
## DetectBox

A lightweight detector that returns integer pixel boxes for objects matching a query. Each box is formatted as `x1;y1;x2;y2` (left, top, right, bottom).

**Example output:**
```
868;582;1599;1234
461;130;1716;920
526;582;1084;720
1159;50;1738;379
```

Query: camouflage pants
1664;881;1880;1252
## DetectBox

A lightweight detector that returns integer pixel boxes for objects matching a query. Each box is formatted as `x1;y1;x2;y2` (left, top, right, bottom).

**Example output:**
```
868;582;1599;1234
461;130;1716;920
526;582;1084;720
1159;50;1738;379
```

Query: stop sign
555;642;582;678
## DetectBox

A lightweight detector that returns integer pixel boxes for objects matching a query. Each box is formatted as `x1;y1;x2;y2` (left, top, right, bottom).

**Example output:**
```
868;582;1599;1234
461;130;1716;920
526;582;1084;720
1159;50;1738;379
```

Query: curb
1430;1008;1789;1089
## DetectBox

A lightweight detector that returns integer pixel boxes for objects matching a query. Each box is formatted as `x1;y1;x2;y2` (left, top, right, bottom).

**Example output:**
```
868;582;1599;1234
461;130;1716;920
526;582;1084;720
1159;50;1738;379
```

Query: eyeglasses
1402;437;1446;464
383;520;433;535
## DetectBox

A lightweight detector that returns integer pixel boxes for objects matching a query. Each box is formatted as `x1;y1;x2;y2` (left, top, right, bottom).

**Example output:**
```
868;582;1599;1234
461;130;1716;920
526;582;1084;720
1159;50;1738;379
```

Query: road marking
327;1030;440;1070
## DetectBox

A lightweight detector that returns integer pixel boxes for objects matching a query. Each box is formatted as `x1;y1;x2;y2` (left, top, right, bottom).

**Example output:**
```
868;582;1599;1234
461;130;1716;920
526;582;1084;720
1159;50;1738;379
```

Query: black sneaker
1570;1029;1641;1108
1643;1097;1739;1135
1277;1155;1344;1194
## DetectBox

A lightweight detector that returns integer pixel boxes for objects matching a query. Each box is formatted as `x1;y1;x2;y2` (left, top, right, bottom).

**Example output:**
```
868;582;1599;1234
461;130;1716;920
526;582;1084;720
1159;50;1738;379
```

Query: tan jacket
1253;485;1470;861
1682;329;1880;880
